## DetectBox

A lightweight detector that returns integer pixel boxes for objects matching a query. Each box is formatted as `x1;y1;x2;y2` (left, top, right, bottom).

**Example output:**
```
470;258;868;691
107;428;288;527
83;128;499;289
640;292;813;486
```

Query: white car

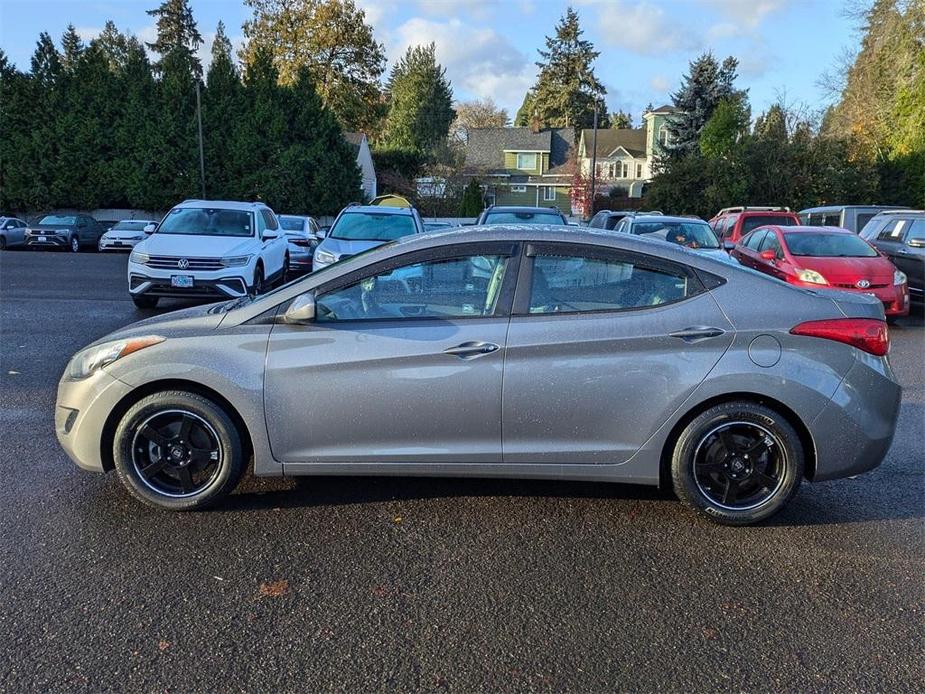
127;200;289;309
98;220;157;252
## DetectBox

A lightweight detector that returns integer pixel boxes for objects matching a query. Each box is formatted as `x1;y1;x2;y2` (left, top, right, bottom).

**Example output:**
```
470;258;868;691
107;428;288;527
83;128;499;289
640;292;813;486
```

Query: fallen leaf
8;370;20;375
258;579;290;598
158;640;170;651
393;516;402;523
213;576;224;581
702;627;719;639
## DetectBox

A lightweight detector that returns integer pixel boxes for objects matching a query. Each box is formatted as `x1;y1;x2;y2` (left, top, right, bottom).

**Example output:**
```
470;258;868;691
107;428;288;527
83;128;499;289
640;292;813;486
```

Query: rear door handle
669;326;726;343
443;341;500;359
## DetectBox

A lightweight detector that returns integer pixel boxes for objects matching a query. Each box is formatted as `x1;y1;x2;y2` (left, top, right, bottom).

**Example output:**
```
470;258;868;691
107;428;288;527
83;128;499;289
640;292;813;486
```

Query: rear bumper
808;354;902;481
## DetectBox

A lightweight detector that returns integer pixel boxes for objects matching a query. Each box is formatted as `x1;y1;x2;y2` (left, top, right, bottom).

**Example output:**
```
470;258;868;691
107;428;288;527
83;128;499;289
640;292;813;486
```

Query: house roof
580;127;647;158
649;104;676;114
465;127;573;174
342;131;366;155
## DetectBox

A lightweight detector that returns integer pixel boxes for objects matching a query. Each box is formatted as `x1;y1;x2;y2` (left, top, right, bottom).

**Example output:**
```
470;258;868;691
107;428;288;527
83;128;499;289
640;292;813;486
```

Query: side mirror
908;238;925;248
262;230;279;240
759;249;776;260
283;294;316;325
143;224;156;234
723;240;735;251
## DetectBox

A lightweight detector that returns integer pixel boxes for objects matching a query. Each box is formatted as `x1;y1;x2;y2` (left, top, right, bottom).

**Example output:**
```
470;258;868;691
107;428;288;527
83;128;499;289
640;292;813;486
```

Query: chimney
530;115;542;134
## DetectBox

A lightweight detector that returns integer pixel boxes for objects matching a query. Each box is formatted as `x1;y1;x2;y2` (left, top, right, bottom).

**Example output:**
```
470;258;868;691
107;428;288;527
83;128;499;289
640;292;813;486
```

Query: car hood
28;224;71;232
105;229;146;239
317;237;386;260
795;255;895;283
87;303;225;348
695;248;738;264
138;233;256;257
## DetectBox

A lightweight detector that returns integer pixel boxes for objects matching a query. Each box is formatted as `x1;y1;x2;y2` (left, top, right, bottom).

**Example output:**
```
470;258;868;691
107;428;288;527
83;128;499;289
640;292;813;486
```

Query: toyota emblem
856;279;870;289
177;258;189;270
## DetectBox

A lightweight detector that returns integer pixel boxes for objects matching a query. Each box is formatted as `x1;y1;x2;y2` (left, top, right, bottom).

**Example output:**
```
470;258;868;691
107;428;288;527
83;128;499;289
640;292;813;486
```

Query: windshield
39;215;76;225
157;207;254;237
741;215;794;233
330;212;416;241
279;216;305;231
631;221;720;249
111;221;150;231
483;211;565;225
784;233;878;257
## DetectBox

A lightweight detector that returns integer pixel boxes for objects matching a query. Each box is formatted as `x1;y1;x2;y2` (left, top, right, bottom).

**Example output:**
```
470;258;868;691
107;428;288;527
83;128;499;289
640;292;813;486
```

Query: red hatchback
732;225;910;317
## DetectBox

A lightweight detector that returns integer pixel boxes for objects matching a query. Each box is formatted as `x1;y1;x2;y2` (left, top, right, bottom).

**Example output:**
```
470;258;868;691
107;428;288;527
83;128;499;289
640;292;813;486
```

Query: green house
463;127;574;215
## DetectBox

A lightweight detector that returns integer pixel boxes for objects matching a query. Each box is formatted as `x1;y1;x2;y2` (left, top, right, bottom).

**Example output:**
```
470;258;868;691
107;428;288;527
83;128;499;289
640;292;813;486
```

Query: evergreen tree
458;178;484;217
666;54;745;157
530;7;607;132
699;96;750;159
242;0;386;132
610;110;632;129
60;24;84;73
203;22;243;199
0;51;34;210
92;20;131;72
146;0;203;77
21;33;63;208
514;89;536;127
382;43;454;157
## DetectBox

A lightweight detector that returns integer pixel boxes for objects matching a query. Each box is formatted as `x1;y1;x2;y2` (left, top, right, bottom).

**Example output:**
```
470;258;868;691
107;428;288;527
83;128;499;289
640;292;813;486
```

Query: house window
543;186;556;201
658;125;670;147
636;163;643;178
621;162;629;178
516;153;538;170
510;184;527;193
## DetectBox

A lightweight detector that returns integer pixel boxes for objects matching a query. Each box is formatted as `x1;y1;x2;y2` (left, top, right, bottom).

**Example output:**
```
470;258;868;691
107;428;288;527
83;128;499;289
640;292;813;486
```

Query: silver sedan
55;227;901;524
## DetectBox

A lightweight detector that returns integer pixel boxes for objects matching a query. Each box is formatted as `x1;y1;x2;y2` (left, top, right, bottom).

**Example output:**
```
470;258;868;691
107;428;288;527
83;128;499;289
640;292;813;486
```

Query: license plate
38;236;46;242
171;275;194;288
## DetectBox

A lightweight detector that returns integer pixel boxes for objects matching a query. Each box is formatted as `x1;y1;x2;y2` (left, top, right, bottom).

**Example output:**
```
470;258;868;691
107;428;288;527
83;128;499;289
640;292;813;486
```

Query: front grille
146;255;223;271
832;282;888;289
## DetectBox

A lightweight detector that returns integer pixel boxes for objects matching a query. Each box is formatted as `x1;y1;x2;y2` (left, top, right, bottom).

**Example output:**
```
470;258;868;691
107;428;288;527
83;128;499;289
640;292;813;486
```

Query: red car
709;207;801;248
732;225;910;317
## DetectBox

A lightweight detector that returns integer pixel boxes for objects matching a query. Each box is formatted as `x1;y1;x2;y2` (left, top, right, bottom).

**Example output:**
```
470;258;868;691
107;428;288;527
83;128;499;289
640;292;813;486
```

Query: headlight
220;255;253;267
797;269;828;285
894;269;907;286
130;250;149;264
314;250;337;265
67;336;165;380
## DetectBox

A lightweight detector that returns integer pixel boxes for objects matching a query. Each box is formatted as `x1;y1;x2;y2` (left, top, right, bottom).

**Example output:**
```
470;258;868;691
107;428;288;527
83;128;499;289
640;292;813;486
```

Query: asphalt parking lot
1;250;923;691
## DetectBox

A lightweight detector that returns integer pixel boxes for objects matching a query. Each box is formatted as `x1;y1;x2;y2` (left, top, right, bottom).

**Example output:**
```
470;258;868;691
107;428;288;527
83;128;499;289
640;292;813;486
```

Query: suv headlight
220;255;253;267
129;250;149;264
797;269;828;285
314;250;337;265
894;269;907;286
67;336;164;380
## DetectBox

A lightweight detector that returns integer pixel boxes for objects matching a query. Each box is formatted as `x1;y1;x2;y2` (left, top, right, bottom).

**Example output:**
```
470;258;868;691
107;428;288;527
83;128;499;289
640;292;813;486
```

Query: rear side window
528;253;696;314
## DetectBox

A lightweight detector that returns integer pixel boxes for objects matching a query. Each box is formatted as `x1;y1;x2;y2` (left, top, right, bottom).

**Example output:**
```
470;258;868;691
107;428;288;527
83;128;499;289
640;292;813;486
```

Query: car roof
279;214;309;219
631;215;708;224
114;219;156;223
798;205;904;213
484;206;563;214
341;205;414;216
870;209;925;218
760;225;852;234
175;199;272;211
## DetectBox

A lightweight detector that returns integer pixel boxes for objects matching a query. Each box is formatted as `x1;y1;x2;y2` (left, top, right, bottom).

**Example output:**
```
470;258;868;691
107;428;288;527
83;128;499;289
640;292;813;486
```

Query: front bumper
26;234;69;248
808;353;902;481
99;237;141;251
56;369;134;473
128;261;249;299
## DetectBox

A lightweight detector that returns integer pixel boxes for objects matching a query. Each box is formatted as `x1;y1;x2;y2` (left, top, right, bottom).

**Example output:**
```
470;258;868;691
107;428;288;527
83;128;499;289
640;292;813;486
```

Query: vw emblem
177;258;189;270
856;279;870;289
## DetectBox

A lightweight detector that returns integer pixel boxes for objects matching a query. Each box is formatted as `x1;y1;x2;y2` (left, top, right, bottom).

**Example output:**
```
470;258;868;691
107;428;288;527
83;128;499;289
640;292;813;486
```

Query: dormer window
516;153;538;170
658;125;670;147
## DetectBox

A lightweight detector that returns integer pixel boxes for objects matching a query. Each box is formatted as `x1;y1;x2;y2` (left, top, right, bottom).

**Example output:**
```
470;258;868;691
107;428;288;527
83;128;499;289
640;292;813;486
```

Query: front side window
261;209;279;231
528;253;692;314
784;233;878;258
758;232;783;257
317;254;509;322
330;212;416;242
743;230;767;250
878;219;908;241
906;219;925;243
157;208;254;237
516;153;538;170
604;214;626;230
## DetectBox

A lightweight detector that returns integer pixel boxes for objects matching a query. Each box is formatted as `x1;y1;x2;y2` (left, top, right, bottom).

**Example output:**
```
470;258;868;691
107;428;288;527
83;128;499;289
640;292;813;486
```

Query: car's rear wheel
113;391;245;511
131;294;159;309
69;235;80;253
0;237;6;251
671;401;804;525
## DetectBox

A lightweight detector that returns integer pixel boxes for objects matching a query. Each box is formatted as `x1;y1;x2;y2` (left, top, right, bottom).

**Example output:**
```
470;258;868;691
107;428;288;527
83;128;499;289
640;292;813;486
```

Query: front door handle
669;326;726;343
443;341;500;359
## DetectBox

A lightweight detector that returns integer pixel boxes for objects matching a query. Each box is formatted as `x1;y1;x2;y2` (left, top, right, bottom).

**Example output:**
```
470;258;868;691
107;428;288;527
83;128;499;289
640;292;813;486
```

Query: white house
343;132;377;201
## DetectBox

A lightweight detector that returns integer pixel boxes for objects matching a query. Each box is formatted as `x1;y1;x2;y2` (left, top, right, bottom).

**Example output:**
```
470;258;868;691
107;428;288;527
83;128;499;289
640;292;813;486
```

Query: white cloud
650;74;671;93
415;1;499;22
389;17;535;114
702;0;789;29
595;1;700;56
357;0;397;29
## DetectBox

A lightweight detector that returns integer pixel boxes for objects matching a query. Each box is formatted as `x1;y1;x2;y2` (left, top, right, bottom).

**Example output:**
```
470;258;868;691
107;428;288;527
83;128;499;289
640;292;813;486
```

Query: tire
252;263;265;296
113;390;245;511
281;254;290;285
0;237;6;251
132;294;159;309
69;234;80;253
671;401;804;526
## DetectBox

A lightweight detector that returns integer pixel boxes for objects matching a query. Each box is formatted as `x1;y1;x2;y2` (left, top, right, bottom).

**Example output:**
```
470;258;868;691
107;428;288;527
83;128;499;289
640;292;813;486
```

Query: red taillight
790;318;890;356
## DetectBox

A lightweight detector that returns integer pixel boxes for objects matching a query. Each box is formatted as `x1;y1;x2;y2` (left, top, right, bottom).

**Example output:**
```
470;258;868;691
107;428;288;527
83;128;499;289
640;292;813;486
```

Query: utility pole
195;80;206;199
589;102;598;219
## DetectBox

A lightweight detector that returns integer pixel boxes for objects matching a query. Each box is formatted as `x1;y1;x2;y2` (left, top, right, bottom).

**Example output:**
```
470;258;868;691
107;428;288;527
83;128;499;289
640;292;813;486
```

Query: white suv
127;200;289;309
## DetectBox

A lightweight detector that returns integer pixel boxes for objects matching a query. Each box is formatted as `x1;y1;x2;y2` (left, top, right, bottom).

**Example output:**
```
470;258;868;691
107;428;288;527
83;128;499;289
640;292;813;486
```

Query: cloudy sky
0;0;856;124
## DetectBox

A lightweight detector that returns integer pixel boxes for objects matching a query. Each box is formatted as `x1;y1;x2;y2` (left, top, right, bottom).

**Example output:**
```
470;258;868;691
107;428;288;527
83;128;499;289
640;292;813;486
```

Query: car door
755;230;789;281
895;219;925;296
264;242;520;464
732;230;767;269
258;210;287;277
501;242;733;465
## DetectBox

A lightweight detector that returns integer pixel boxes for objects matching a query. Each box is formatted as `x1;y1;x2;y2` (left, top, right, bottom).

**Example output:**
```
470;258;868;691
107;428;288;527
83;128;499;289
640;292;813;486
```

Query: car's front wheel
252;263;265;295
69;235;80;253
671;401;804;526
113;390;245;511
